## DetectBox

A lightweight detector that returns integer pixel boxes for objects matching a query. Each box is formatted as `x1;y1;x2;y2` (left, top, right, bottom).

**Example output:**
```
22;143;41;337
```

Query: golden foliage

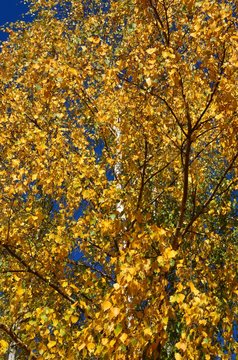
0;0;237;359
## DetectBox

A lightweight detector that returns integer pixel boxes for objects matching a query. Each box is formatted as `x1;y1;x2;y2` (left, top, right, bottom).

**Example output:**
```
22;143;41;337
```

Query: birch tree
0;0;237;359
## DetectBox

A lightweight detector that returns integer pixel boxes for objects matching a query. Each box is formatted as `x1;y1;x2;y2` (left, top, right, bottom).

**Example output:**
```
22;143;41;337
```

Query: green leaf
114;324;122;336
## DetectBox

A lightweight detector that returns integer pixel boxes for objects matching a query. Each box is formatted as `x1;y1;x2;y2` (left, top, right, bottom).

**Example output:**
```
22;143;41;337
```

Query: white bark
7;343;17;360
113;122;133;326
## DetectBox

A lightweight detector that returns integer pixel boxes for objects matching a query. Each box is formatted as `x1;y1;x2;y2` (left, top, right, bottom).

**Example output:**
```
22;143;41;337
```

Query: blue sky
0;0;29;41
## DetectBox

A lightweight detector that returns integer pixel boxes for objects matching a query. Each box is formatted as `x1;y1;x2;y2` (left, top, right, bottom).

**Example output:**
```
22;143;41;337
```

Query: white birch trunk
7;342;16;360
113;122;133;327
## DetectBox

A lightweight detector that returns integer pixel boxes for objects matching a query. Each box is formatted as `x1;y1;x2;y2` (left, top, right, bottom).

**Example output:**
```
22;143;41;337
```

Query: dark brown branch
123;154;154;189
148;0;164;29
148;0;169;46
75;260;114;282
191;184;197;220
163;0;170;46
173;78;192;249
0;269;28;273
118;75;187;138
182;151;238;237
192;82;220;132
178;70;191;132
25;113;42;131
73;88;99;116
0;323;37;359
195;125;219;140
163;128;184;152
216;178;238;197
2;244;91;312
192;46;226;132
87;239;114;257
148;90;187;137
136;138;148;210
173;134;192;249
148;177;177;208
190;130;223;164
144;158;176;186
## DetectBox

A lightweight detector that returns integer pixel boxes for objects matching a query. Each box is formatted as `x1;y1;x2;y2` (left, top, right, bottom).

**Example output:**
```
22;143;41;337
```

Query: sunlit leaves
0;340;9;355
0;0;237;358
101;300;112;311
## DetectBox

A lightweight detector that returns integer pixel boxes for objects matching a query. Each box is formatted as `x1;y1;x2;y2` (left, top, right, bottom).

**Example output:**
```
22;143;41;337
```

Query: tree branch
182;151;238;237
136;138;148;210
2;244;91;309
173;77;192;249
192;46;226;132
147;0;169;46
118;75;187;138
0;323;37;359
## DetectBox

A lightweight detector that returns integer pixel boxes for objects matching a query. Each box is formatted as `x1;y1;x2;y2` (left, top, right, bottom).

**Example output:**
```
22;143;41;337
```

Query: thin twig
182;151;238;236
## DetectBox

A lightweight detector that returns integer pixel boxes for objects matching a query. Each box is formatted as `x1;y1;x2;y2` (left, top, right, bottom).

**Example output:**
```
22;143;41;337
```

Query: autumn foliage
0;0;237;359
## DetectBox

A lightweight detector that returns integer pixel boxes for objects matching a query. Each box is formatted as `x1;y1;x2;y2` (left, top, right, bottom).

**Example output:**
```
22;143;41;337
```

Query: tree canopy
0;0;237;359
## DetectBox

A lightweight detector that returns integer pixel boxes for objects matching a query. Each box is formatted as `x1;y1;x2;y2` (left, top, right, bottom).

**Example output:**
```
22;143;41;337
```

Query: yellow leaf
88;36;100;44
71;315;79;323
146;47;157;54
175;353;182;360
100;219;112;234
157;256;165;266
53;319;59;327
175;341;187;352
54;235;62;244
0;340;8;355
170;293;185;304
113;283;120;290
32;173;38;181
162;317;168;326
146;78;152;87
120;333;128;343
165;248;177;259
69;67;78;76
16;287;25;296
102;338;108;346
144;328;152;336
162;51;175;59
188;282;199;295
177;293;185;304
101;300;112;311
87;342;95;351
78;343;86;351
48;340;56;349
109;339;116;347
62;281;68;288
110;307;120;318
36;143;46;154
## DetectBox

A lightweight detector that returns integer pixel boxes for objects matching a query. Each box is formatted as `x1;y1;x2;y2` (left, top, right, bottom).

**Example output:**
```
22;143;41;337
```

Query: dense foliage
0;0;237;359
